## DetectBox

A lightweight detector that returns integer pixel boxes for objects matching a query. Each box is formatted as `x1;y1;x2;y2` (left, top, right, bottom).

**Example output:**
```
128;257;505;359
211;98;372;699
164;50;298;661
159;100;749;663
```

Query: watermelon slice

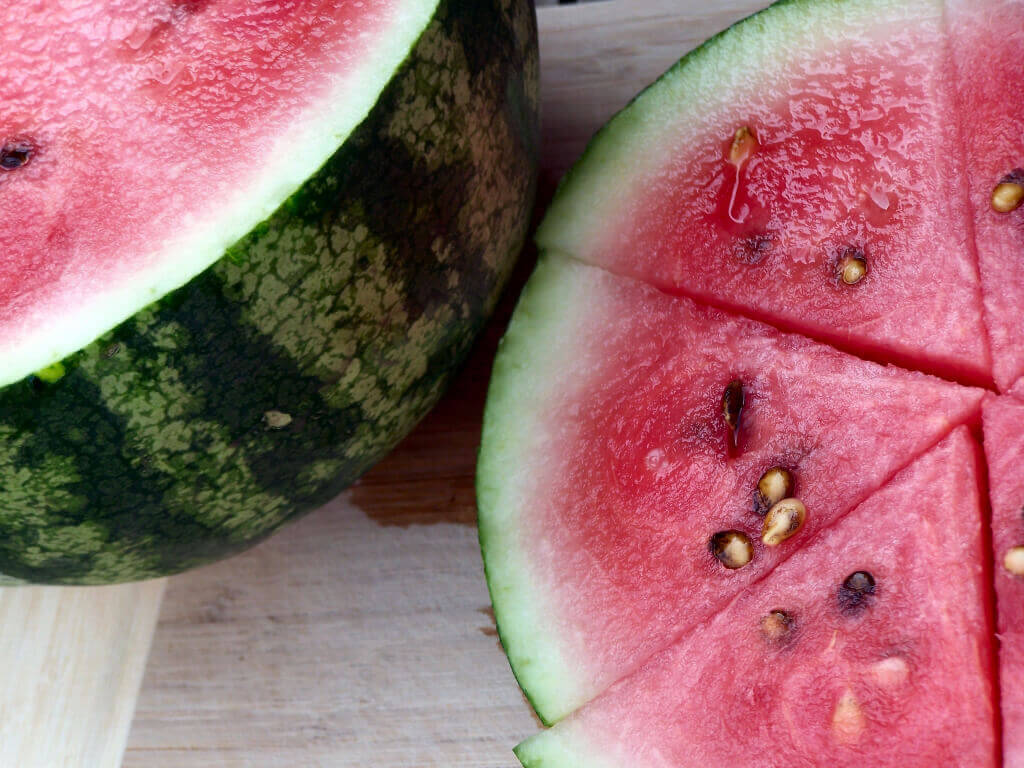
514;428;997;768
947;0;1024;392
535;0;991;385
0;0;538;583
479;256;983;723
983;395;1024;766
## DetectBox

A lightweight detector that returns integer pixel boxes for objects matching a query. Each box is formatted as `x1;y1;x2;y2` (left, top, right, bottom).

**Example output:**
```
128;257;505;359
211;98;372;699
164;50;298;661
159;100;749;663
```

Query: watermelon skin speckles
0;0;538;584
515;429;996;768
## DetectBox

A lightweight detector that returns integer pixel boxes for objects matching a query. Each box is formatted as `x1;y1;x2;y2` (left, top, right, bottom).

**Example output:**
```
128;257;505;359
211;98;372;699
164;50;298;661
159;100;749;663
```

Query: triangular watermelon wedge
478;256;984;724
535;0;991;385
982;394;1024;766
514;428;997;768
947;0;1024;392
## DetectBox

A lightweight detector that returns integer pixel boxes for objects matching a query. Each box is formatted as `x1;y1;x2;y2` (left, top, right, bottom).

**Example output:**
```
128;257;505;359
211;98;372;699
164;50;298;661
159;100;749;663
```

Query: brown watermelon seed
722;379;744;453
709;530;754;570
761;498;806;547
0;139;33;171
992;170;1024;213
835;246;868;286
759;610;795;644
755;467;794;516
1004;546;1024;577
838;570;876;614
728;126;759;166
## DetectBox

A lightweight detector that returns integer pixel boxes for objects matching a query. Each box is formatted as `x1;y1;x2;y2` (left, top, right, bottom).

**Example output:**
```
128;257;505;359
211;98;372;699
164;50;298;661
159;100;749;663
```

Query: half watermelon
0;0;538;583
478;0;1022;757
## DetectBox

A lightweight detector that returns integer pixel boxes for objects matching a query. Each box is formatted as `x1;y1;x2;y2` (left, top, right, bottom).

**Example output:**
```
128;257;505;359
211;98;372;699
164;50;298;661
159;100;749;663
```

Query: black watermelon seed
0;140;34;171
838;570;876;615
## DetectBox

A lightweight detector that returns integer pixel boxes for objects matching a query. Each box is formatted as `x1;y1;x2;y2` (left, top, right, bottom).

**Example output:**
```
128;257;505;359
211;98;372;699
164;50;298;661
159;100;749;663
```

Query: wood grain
0;581;164;768
118;2;773;765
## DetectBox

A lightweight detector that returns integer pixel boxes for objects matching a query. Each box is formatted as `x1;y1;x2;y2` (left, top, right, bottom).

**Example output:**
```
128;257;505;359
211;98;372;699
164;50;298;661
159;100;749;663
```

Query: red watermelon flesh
478;257;984;723
0;0;431;382
947;0;1024;392
514;427;997;768
983;394;1024;766
535;0;990;385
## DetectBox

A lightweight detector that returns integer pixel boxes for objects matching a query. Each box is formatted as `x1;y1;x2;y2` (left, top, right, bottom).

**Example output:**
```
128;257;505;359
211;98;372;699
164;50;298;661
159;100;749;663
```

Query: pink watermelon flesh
515;428;997;768
983;394;1024;767
0;0;421;381
535;2;991;385
947;0;1024;392
478;257;984;723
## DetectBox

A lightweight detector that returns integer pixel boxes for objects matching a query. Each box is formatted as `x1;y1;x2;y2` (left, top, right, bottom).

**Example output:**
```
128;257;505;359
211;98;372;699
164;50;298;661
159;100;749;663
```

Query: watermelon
0;0;538;584
476;0;1024;755
514;428;997;768
479;257;983;724
947;0;1024;392
535;0;991;386
983;395;1024;766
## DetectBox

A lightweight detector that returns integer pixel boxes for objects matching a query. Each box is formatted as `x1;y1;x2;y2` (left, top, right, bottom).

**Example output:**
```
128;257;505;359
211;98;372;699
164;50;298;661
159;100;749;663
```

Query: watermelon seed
709;530;753;570
831;689;865;744
263;410;293;429
103;343;122;359
761;498;806;547
838;570;876;614
0;140;33;171
721;379;744;453
728;126;759;166
1003;546;1024;577
759;610;794;644
755;467;793;516
835;247;868;286
992;171;1024;213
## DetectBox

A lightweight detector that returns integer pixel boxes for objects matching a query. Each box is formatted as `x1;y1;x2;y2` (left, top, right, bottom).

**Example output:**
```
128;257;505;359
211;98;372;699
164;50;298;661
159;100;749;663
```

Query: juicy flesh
517;429;996;768
505;259;983;721
983;395;1024;768
947;0;1024;391
0;0;414;383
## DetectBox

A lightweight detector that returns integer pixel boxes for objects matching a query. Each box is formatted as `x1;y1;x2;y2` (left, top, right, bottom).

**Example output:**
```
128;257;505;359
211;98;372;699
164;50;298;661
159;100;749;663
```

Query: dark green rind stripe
0;0;538;584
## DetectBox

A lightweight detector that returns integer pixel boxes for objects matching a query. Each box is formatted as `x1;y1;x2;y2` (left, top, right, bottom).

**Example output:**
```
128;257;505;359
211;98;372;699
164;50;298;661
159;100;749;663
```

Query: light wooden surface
0;581;164;768
0;2;773;766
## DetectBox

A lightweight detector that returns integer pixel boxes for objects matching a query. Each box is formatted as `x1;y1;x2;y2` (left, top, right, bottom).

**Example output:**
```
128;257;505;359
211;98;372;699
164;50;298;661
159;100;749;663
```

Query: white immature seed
992;181;1024;213
728;126;759;166
761;498;807;547
831;689;865;744
263;410;293;429
1004;546;1024;577
837;251;868;286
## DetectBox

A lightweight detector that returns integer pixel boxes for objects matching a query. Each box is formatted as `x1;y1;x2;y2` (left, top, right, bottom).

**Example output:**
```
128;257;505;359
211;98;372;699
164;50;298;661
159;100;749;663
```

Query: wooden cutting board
0;2;773;766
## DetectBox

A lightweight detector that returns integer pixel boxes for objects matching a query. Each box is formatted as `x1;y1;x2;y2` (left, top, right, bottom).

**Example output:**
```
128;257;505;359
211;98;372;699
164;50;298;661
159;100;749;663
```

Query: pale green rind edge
477;254;594;726
2;0;443;387
534;0;943;260
515;723;620;768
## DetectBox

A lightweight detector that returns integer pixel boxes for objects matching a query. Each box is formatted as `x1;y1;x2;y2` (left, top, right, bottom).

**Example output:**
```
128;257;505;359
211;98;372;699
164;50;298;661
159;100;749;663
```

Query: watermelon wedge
514;428;997;768
983;395;1024;766
479;257;983;724
534;0;993;386
0;0;538;583
947;0;1024;392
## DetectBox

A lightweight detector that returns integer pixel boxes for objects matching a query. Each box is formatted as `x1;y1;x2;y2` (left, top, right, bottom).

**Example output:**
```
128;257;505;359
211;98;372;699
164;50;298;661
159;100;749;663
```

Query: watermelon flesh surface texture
478;256;984;724
535;0;991;385
0;0;539;583
983;395;1024;767
514;428;997;768
947;0;1024;392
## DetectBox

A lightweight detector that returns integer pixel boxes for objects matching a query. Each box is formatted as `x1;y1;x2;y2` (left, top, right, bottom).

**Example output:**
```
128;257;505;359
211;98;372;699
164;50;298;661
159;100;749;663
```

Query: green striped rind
0;0;538;584
478;256;598;725
534;0;941;259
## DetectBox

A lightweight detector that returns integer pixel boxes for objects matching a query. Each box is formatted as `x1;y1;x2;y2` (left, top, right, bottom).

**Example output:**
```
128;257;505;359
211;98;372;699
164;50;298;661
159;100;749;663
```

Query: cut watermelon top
0;0;439;387
536;0;993;385
479;256;984;723
515;428;997;768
